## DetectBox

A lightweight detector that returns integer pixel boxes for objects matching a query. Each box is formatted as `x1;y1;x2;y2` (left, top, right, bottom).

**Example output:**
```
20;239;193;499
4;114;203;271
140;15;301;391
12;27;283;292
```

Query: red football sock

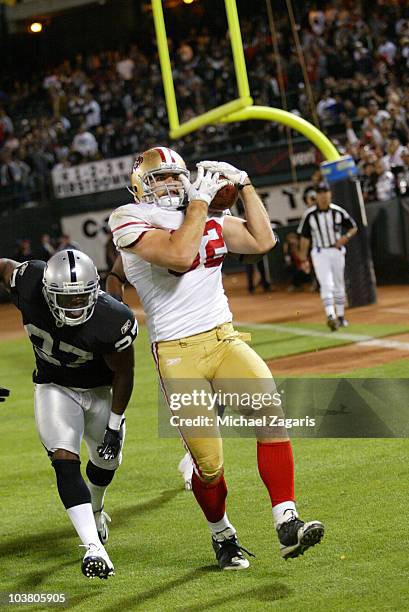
257;440;294;506
191;472;227;523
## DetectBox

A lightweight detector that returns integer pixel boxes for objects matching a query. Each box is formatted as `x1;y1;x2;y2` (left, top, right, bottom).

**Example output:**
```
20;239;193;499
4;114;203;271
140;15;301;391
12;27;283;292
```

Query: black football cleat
338;316;349;327
277;516;324;559
81;543;115;579
212;527;254;570
327;315;339;332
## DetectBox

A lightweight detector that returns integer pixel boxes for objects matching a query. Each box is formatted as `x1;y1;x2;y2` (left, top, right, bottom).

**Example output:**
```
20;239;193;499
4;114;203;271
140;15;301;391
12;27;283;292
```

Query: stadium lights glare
29;22;43;33
182;0;195;4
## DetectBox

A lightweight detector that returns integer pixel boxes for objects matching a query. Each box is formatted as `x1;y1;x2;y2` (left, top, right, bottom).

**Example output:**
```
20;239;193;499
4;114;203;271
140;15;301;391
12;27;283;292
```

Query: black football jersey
10;260;137;388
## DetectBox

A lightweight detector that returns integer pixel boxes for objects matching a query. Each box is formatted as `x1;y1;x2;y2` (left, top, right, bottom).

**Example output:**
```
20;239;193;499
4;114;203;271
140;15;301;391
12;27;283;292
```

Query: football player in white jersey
109;146;324;569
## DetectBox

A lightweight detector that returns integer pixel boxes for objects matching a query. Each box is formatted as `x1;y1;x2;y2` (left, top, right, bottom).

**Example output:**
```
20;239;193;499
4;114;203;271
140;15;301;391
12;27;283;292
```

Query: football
209;178;239;212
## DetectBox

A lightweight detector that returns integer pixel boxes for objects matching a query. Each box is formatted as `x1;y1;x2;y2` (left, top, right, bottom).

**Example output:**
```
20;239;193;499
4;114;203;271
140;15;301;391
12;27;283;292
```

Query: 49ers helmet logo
132;156;144;172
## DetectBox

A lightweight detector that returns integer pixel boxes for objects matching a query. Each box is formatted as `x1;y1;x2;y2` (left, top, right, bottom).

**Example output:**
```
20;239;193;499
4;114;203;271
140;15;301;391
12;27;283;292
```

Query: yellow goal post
151;0;340;162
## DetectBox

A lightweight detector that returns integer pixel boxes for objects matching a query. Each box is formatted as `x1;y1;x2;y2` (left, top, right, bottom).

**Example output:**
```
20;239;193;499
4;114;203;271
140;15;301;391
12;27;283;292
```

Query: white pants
311;247;346;317
34;383;125;469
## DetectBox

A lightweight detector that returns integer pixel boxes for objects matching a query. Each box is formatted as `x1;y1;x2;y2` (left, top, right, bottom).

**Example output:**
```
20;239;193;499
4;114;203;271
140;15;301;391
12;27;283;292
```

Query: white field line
235;322;409;352
381;308;409;314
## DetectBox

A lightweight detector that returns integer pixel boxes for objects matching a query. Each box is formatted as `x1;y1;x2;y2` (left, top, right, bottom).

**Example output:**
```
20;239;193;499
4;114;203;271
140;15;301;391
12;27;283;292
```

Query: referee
297;181;357;331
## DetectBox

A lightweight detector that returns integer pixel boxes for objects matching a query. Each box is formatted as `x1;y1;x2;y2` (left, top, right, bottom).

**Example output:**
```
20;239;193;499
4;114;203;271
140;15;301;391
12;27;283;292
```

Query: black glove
97;427;122;461
0;388;10;403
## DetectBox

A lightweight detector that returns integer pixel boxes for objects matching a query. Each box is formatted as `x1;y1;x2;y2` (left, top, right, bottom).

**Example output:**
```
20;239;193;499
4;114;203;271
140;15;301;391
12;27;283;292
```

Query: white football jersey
109;202;232;342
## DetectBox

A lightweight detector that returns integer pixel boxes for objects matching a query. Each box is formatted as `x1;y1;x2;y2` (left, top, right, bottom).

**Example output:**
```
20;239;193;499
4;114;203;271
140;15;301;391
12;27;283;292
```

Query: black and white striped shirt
297;204;356;248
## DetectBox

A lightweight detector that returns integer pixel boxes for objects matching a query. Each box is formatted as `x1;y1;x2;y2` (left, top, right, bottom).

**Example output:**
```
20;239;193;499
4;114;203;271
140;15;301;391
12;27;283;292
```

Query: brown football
209;179;239;212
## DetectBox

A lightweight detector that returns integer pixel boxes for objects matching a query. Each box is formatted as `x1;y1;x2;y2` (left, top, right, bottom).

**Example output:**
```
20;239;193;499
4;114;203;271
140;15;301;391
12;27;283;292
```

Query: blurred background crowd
1;0;409;211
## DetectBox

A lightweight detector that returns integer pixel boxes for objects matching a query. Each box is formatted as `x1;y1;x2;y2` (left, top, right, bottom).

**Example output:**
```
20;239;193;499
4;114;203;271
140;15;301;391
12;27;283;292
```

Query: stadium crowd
1;0;409;209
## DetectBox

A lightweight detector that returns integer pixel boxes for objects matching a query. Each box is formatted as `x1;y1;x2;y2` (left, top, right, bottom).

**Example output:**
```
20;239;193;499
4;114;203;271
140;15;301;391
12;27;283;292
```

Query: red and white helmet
129;146;190;210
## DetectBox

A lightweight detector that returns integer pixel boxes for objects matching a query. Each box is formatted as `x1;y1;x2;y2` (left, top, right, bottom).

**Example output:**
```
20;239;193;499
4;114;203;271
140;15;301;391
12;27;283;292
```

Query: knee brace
86;460;116;487
52;459;91;510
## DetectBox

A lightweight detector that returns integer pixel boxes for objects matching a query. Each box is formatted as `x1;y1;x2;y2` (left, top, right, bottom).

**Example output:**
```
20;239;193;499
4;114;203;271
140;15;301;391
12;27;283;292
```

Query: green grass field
2;323;409;611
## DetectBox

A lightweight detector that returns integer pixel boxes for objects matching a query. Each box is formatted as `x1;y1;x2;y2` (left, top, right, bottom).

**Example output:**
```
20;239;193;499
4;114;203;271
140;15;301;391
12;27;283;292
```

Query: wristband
108;411;123;431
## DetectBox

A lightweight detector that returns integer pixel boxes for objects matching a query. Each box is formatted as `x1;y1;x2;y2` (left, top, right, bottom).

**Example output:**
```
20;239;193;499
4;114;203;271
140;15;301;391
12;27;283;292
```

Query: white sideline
235;322;409;352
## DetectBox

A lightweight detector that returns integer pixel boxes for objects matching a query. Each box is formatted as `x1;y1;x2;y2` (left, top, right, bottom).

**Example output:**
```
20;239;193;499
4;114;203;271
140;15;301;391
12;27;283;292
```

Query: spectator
383;133;406;171
309;7;326;37
83;91;101;129
37;234;55;261
316;91;338;125
283;232;312;292
14;238;34;262
0;108;13;146
116;52;135;81
378;36;397;66
56;234;82;251
374;159;396;202
365;99;390;126
396;147;409;196
303;186;317;208
246;259;273;294
71;123;99;162
0;149;31;207
361;162;378;203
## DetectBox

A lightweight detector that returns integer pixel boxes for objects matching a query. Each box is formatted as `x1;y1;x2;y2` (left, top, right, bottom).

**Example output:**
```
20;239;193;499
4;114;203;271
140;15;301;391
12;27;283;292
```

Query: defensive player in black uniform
0;250;137;579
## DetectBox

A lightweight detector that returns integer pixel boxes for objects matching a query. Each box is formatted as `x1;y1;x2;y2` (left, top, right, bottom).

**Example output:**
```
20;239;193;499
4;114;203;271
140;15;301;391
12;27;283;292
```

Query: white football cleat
178;452;194;491
81;543;115;579
94;508;111;545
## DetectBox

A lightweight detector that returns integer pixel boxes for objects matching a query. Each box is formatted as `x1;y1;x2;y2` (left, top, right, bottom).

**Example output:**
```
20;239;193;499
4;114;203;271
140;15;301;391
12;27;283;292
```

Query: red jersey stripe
112;221;153;233
125;231;149;248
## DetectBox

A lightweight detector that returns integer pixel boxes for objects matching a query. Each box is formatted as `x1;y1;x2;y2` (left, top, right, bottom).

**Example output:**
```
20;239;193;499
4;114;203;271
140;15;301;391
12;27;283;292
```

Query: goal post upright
151;0;180;133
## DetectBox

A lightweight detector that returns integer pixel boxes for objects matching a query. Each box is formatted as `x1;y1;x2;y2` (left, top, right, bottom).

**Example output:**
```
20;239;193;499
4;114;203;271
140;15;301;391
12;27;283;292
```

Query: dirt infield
267;333;409;375
1;273;408;373
222;275;408;327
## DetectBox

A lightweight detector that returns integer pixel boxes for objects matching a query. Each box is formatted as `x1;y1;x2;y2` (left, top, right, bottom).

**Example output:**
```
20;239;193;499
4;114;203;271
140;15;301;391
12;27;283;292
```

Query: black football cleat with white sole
81;543;115;579
338;316;349;327
212;527;254;570
277;517;324;560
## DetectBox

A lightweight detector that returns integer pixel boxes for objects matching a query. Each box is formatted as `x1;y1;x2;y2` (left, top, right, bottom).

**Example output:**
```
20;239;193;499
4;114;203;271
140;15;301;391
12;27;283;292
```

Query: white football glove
198;160;249;188
179;166;228;206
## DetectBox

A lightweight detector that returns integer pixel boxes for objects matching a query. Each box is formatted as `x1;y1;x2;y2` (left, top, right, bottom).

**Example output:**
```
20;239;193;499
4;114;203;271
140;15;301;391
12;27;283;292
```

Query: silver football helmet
42;250;99;327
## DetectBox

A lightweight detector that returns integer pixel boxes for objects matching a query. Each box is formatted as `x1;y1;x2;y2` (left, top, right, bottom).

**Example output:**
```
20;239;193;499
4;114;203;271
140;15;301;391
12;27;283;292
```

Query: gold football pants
152;323;286;483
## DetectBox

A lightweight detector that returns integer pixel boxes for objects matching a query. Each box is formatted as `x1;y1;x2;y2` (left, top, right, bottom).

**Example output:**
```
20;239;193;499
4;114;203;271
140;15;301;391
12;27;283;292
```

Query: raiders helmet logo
121;319;132;335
